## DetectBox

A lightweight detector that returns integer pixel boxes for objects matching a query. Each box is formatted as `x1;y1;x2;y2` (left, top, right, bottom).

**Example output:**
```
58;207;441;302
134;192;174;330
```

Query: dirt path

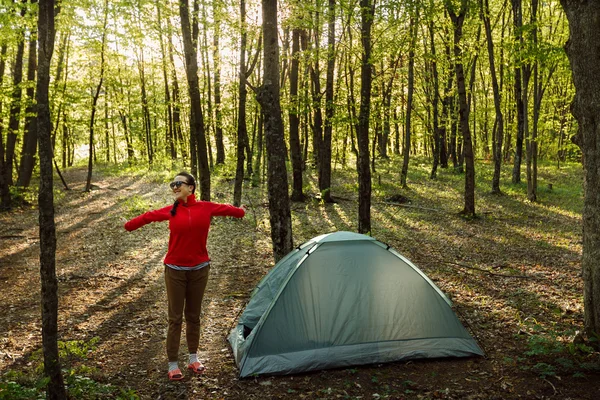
1;167;599;399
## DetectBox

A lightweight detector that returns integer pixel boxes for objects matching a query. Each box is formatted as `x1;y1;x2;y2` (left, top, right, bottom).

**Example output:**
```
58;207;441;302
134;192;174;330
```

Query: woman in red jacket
124;172;245;381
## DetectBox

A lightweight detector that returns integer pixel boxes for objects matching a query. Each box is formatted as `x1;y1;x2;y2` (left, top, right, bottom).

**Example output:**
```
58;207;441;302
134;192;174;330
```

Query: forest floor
1;160;599;400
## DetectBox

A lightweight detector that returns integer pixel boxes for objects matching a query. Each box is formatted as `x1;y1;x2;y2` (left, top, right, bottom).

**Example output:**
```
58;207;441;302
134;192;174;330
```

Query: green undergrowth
0;338;138;400
507;321;600;379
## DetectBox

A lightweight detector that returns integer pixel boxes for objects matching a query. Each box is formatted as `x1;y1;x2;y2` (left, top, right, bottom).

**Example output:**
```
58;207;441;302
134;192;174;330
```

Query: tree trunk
17;29;38;188
37;0;67;397
179;0;211;200
357;0;374;234
156;2;176;160
85;0;108;193
5;4;27;191
525;0;538;202
429;13;442;180
0;43;9;209
289;26;305;201
252;111;264;187
137;49;153;165
447;0;476;216
168;19;186;161
319;0;335;203
234;0;248;207
511;0;524;184
310;4;323;169
213;0;225;164
401;9;418;187
200;0;214;170
258;0;293;262
481;0;504;194
104;97;109;162
561;0;600;340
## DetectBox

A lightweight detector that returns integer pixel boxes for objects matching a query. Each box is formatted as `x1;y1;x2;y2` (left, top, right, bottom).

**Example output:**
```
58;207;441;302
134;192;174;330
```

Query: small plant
524;334;564;356
532;362;556;379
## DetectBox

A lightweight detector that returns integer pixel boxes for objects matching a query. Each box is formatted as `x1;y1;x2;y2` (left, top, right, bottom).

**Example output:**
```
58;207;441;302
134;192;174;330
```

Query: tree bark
310;4;323;169
168;19;186;161
429;12;442;180
37;0;67;397
234;0;248;207
258;0;293;262
213;0;225;164
526;0;538;202
156;2;176;160
179;0;211;200
85;0;108;192
136;41;153;164
319;0;335;203
17;27;38;188
447;0;476;216
0;43;9;209
511;0;525;184
357;0;374;234
480;0;504;194
289;26;305;201
5;3;27;192
401;9;417;187
560;0;600;339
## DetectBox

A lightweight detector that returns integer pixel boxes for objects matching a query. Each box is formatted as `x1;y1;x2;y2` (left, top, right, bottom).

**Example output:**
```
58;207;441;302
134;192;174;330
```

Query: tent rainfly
228;231;484;377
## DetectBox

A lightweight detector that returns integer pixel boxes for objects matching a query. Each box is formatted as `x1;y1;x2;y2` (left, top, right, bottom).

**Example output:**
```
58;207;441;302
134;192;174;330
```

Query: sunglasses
169;181;189;189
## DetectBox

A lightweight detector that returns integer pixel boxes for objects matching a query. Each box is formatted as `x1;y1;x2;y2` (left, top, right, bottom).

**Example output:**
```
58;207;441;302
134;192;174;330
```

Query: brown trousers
164;265;210;362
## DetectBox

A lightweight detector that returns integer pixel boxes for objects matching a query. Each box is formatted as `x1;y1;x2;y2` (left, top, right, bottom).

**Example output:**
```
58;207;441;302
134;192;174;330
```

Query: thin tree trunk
429;8;442;180
310;4;323;168
258;0;293;261
0;43;9;209
168;19;186;161
5;3;27;191
319;0;335;203
289;27;304;201
357;0;374;234
511;0;525;184
481;0;504;194
525;0;537;202
401;9;418;187
85;0;108;192
179;0;210;200
37;0;67;397
201;0;214;170
252;111;264;186
17;28;38;188
157;2;176;160
137;47;153;165
447;0;476;216
104;97;109;162
233;0;248;207
213;0;225;164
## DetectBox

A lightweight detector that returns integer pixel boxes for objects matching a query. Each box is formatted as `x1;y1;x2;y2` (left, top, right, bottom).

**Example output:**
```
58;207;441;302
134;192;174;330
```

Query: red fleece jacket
124;194;245;267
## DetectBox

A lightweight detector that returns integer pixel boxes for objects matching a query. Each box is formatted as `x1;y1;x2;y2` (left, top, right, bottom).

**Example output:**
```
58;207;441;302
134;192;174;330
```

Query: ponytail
170;200;179;216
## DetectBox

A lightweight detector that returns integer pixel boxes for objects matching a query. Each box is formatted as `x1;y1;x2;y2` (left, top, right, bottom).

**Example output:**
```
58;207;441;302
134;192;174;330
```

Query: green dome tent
228;231;483;377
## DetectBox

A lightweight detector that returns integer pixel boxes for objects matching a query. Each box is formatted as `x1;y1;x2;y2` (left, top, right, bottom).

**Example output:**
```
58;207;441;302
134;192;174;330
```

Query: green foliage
0;338;138;400
519;330;599;380
0;380;44;400
525;334;564;356
532;363;556;379
120;194;157;219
